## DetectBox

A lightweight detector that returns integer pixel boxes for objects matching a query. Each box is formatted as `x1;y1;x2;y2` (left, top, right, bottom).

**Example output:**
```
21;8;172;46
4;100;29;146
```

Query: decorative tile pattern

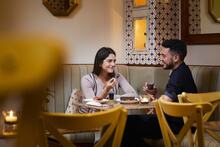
155;1;179;64
124;0;179;65
189;0;201;34
43;0;78;16
125;0;151;65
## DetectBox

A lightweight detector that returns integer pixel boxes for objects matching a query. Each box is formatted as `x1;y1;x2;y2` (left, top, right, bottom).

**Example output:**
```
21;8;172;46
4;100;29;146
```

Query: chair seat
143;132;220;147
204;132;220;147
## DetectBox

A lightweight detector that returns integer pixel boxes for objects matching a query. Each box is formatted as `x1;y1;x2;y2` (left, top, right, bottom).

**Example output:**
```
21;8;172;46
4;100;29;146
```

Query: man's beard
163;61;175;70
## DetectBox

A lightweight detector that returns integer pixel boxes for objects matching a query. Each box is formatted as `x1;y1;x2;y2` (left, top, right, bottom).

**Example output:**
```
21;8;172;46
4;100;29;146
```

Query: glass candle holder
108;92;114;100
2;110;18;135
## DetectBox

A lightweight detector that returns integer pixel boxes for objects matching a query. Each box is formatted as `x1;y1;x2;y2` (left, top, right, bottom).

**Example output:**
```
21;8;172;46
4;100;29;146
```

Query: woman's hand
105;78;117;91
94;78;117;100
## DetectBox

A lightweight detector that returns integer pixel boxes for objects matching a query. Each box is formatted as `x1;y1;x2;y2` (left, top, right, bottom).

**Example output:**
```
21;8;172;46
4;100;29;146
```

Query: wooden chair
178;92;220;144
154;96;212;147
42;105;127;147
0;35;64;147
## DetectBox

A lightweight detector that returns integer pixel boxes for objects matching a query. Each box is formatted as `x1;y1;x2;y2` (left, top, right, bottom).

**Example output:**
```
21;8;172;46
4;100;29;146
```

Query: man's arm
161;94;173;102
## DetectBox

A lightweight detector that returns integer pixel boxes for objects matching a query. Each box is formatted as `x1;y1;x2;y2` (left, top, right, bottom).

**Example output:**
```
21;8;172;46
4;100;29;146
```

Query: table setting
77;94;155;115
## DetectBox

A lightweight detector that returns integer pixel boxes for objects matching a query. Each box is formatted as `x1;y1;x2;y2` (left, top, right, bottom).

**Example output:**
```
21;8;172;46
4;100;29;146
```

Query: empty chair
0;35;64;147
42;105;127;147
178;92;220;144
154;96;212;147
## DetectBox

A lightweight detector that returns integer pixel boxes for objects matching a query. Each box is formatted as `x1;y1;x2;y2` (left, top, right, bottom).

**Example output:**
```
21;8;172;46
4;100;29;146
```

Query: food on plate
120;96;135;101
98;98;109;104
118;98;139;104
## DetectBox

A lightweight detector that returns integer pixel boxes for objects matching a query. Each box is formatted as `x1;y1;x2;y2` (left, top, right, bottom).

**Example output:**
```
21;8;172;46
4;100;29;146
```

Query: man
121;39;197;147
160;39;197;102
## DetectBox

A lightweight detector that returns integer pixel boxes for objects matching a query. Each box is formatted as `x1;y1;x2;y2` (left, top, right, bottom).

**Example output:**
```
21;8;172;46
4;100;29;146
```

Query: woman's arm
81;74;116;100
117;73;138;97
81;75;96;99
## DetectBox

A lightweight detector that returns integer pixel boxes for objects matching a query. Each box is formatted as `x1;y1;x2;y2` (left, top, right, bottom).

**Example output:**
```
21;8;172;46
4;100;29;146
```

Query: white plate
83;99;94;103
86;101;102;107
116;98;139;104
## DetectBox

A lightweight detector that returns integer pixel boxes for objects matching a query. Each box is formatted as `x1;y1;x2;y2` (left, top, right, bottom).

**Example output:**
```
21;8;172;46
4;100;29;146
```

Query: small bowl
140;98;149;104
139;95;150;104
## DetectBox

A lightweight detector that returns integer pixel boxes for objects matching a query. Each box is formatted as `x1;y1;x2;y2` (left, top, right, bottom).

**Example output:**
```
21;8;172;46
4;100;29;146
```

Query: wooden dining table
72;98;155;115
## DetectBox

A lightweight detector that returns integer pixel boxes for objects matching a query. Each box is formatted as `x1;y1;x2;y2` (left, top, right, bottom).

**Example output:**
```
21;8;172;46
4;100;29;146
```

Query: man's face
160;46;175;70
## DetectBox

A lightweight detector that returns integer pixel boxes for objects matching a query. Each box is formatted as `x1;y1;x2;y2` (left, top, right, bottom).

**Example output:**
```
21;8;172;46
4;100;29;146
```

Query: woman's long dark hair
92;47;116;78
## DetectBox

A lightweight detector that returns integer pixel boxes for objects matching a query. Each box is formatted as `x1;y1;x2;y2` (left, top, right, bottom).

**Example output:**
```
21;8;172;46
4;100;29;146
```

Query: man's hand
143;82;157;96
161;95;172;102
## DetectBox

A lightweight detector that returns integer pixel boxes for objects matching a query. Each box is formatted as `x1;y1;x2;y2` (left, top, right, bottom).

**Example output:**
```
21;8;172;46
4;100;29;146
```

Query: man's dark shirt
164;62;198;133
165;62;198;102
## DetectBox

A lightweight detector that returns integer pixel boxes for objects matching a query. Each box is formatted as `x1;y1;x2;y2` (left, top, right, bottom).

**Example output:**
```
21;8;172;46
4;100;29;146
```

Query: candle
5;110;17;123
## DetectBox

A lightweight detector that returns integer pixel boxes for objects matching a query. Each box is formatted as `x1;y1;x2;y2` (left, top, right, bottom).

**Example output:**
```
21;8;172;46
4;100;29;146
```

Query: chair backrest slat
42;105;127;147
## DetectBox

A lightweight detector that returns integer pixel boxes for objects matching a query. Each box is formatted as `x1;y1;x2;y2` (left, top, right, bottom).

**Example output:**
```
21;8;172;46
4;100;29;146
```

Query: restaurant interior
0;0;220;146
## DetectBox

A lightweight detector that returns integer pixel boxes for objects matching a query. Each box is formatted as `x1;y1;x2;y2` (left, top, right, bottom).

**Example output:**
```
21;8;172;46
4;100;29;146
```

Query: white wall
0;0;125;64
200;0;220;34
185;0;220;66
186;45;220;65
0;0;220;65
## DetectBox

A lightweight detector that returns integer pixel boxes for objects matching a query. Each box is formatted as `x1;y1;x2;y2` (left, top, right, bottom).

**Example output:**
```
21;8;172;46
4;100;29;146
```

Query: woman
81;47;137;100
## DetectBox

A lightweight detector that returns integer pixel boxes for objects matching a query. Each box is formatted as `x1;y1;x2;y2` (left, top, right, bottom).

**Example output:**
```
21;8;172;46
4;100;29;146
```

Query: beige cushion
65;89;82;114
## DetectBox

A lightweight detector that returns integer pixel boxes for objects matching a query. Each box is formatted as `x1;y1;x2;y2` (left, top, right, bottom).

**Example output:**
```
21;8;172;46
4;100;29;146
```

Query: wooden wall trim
63;64;220;67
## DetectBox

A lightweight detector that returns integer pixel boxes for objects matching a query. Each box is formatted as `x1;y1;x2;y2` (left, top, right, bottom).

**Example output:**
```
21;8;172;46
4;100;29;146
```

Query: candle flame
9;110;14;117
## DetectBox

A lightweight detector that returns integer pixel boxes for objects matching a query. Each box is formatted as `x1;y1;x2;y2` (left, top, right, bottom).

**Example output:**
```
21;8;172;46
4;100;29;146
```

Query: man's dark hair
92;47;116;76
162;39;187;61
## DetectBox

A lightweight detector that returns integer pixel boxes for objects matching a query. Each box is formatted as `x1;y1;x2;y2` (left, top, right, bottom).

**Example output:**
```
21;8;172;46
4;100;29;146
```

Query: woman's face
100;53;116;74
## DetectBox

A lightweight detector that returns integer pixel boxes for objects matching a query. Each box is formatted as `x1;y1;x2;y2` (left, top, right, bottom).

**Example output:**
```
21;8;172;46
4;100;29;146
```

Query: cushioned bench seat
46;64;220;114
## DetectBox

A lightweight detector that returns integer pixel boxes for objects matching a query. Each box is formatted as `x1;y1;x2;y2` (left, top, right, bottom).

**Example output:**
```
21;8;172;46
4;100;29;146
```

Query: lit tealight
5;110;17;123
